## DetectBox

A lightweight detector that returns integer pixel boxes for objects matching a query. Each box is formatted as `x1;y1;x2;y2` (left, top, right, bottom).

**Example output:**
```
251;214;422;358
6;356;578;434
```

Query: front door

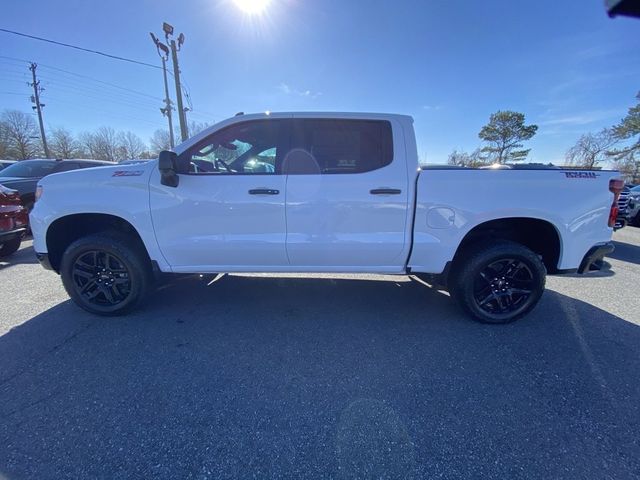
284;118;410;271
150;119;290;272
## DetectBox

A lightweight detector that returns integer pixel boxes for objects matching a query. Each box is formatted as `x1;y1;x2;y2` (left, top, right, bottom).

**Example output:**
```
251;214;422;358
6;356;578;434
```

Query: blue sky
1;0;639;164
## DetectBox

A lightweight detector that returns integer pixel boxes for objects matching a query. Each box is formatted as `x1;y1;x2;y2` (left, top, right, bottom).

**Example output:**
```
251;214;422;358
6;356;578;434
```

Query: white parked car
30;112;623;323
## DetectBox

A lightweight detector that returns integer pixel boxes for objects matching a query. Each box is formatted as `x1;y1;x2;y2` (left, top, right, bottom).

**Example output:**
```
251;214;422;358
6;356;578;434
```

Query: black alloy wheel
473;258;535;319
60;233;152;316
450;240;546;324
71;250;132;307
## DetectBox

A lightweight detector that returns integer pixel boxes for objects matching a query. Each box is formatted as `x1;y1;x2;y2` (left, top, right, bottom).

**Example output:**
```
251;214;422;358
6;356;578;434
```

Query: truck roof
176;111;414;155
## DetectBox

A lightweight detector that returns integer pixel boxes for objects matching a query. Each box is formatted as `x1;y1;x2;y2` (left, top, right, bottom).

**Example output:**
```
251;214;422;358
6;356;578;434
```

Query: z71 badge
112;170;144;177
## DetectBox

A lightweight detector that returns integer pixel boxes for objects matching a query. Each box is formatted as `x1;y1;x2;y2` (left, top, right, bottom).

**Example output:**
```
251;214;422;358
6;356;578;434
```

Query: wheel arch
46;213;151;273
452;217;562;274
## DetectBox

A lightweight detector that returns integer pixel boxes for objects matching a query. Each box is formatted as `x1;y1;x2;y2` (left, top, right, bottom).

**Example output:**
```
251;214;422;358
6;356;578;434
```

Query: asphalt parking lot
1;229;639;479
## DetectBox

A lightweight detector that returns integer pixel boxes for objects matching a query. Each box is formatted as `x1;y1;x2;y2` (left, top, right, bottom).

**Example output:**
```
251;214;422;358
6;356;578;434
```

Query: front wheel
449;241;546;324
60;233;152;316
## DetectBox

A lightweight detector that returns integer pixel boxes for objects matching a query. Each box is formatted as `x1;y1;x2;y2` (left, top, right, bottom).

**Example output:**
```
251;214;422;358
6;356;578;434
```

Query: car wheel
450;240;546;324
633;212;640;227
60;233;152;316
0;237;21;258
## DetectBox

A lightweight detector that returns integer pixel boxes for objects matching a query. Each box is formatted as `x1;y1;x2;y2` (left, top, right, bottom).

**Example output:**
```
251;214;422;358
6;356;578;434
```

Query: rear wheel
450;241;546;324
60;233;152;316
0;237;21;258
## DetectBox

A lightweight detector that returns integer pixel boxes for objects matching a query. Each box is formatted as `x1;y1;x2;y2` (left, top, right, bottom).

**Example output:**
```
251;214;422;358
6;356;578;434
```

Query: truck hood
37;161;157;188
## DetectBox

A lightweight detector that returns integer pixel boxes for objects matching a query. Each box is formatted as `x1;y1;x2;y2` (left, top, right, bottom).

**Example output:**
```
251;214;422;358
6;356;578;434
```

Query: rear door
150;119;290;271
284;118;410;271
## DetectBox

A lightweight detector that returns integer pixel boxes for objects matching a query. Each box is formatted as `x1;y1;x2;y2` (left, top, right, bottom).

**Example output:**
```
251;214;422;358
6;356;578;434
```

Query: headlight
35;185;43;202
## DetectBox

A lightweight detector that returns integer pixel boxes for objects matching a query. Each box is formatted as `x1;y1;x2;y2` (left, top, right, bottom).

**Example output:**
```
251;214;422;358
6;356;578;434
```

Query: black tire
0;237;21;258
449;240;546;324
60;232;152;316
632;212;640;227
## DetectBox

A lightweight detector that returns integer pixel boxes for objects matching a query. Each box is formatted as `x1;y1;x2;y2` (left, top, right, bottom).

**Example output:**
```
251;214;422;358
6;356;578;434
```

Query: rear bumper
577;242;615;274
0;227;26;243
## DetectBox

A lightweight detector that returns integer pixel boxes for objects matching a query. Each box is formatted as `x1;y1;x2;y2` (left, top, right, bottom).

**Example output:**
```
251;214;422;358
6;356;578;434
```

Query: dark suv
0;159;112;213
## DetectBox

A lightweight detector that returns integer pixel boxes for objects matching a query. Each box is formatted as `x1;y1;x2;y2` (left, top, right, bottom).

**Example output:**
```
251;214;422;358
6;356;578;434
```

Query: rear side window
290;119;393;174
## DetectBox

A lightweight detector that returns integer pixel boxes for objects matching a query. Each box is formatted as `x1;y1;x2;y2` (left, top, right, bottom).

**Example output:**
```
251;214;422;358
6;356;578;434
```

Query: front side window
179;120;283;175
288;119;393;174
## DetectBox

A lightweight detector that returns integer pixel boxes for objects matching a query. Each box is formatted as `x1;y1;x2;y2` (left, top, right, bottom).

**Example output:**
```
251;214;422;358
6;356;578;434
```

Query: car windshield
631;185;640;192
0;160;56;178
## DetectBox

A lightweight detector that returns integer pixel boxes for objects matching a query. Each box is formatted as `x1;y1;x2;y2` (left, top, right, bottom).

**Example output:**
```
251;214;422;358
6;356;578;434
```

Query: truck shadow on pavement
610;240;640;265
1;275;639;479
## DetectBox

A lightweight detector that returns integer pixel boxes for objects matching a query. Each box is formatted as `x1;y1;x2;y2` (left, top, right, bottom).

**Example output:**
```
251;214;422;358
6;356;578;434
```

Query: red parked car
0;183;28;258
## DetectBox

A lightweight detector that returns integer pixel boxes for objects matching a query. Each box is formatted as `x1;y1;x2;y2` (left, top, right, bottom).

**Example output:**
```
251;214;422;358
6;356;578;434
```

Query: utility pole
162;22;189;142
150;33;175;148
28;63;50;158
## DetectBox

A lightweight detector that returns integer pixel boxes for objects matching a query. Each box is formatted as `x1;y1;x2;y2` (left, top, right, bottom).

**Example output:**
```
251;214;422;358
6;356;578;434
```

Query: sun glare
233;0;271;14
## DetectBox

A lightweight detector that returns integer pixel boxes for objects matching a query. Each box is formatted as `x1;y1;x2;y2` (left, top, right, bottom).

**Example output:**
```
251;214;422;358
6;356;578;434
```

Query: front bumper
36;252;54;271
577;242;615;274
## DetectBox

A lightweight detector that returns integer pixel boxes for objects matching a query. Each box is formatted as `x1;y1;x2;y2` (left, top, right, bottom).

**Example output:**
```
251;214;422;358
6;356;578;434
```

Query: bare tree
79;131;99;159
188;120;210;137
0;121;10;159
447;148;487;167
609;92;640;183
150;129;172;155
49;127;80;159
1;110;41;159
118;131;146;160
565;129;618;168
80;127;120;162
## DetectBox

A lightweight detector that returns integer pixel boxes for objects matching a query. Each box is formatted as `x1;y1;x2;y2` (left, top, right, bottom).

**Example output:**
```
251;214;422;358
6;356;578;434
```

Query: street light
162;22;174;36
150;31;175;148
162;23;189;141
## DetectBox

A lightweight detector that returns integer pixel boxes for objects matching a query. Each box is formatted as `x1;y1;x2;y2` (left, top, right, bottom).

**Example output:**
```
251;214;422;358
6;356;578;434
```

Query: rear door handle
370;188;402;195
249;188;280;195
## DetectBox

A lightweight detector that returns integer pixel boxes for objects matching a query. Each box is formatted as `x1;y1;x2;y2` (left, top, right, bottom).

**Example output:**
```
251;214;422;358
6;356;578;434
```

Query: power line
0;28;163;70
38;64;164;101
45;96;167;129
0;55;164;102
36;74;162;106
0;52;224;121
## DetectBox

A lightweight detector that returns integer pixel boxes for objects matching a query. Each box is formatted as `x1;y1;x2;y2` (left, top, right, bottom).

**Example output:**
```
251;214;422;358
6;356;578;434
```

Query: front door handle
370;188;402;195
249;188;280;195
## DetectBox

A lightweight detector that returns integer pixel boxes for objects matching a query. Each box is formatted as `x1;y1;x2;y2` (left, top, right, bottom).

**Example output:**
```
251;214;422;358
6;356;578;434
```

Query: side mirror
158;150;179;187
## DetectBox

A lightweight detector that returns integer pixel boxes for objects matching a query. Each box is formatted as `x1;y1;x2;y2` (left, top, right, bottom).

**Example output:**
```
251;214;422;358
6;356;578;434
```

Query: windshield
631;185;640;192
0;160;56;178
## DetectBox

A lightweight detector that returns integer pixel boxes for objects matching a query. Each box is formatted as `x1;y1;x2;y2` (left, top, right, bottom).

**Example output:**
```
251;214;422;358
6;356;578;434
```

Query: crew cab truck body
30;112;622;323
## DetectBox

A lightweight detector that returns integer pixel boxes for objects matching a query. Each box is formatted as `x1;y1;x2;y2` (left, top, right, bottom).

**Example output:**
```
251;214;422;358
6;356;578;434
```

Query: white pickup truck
30;112;624;323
